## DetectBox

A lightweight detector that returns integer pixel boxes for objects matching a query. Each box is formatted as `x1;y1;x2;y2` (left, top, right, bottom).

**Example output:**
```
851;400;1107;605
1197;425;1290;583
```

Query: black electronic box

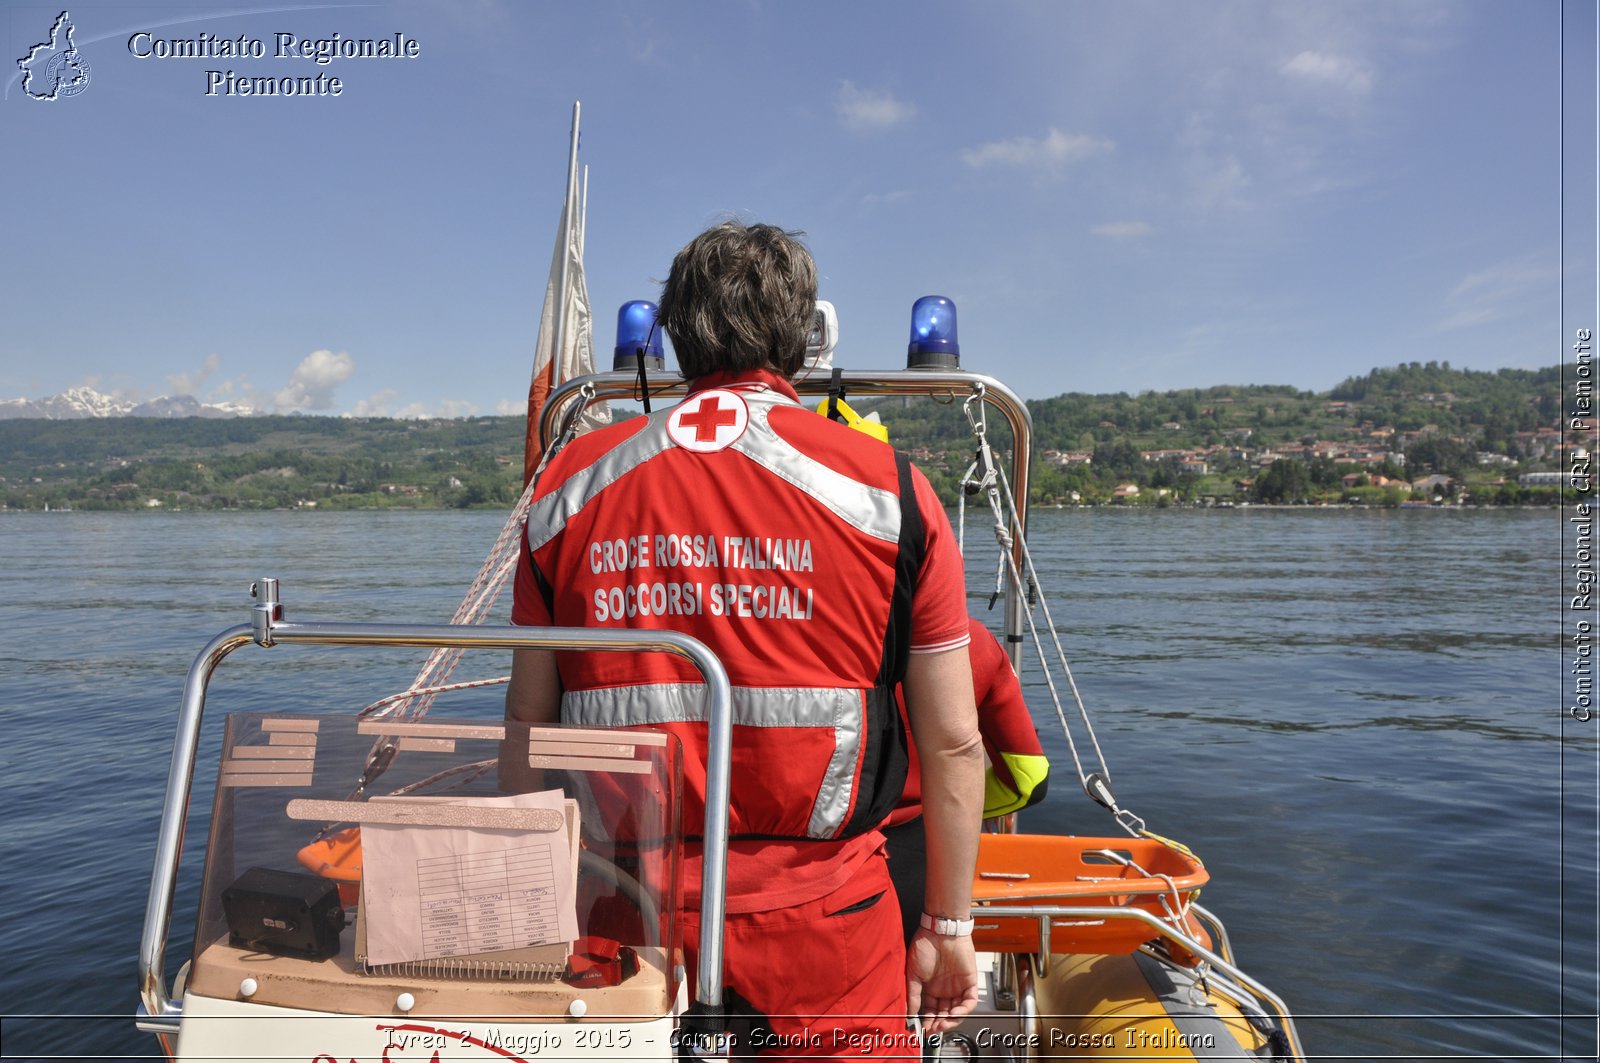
221;866;346;960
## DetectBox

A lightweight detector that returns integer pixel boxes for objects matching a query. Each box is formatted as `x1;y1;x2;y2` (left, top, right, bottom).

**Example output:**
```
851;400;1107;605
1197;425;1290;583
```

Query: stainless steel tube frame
973;904;1305;1061
137;611;735;1034
1188;901;1235;964
539;368;1034;671
137;624;253;1036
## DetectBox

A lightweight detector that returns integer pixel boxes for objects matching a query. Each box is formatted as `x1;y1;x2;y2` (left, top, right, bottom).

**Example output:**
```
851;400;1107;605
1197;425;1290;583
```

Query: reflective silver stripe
733;392;902;544
528;391;902;552
564;683;860;728
809;686;879;838
537;385;904;840
526;416;675;552
562;682;867;838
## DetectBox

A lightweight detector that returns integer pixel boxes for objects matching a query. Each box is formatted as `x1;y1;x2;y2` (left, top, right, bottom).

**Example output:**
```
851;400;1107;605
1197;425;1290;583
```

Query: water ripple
0;507;1583;1062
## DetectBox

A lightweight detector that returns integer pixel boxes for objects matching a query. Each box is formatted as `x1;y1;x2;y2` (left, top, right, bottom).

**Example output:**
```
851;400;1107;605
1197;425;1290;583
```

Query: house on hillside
1341;473;1403;489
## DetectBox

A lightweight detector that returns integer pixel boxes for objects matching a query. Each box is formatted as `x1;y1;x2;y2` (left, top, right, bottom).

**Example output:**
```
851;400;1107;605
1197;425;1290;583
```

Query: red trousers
679;854;919;1060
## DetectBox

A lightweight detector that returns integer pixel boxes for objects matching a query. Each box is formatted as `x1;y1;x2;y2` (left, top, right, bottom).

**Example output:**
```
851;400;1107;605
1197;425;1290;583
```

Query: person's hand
905;928;979;1035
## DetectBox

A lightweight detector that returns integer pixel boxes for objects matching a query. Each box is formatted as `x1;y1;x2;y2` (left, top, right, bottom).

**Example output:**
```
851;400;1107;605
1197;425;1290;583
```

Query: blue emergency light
613;300;664;372
906;295;960;369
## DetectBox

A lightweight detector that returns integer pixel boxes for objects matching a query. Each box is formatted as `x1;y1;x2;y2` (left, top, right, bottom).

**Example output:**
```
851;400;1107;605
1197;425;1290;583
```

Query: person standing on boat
505;220;984;1054
884;615;1050;943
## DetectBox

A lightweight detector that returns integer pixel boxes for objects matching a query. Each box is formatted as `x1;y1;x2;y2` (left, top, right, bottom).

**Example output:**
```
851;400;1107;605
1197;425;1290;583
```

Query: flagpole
524;102;585;486
552;101;582;375
579;165;589;258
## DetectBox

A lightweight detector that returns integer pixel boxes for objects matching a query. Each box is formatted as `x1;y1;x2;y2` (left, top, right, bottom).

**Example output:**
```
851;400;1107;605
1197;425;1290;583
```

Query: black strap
825;367;846;422
879;451;925;689
676;987;771;1060
531;556;556;618
635;349;652;414
838;451;925;838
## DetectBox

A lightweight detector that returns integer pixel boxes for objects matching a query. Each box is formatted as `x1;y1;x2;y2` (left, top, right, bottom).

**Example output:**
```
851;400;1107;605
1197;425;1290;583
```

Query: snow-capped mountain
0;385;133;419
127;394;254;419
0;387;257;420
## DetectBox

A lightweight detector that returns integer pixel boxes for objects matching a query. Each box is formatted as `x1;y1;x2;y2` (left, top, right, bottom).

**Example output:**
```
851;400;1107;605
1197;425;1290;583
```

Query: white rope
956;475;967;555
387;759;496;796
359;675;510;716
959;389;1009;608
340;386;598;803
366;382;597;726
957;383;1138;836
358;484;533;722
1089;849;1193;929
990;460;1114;788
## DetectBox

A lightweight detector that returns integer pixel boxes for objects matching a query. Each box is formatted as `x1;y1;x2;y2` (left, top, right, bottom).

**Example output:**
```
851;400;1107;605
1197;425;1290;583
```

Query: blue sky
2;1;1594;416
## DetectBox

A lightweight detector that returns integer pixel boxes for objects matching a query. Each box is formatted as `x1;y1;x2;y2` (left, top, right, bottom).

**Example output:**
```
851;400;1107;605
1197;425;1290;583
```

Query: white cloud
351;388;399;417
204;374;258;406
494;398;525;416
394;399;480;419
1091;221;1154;240
837;81;915;133
166;354;221;397
1193;154;1251;209
620;12;666;67
960;127;1113;170
1280;50;1375;95
1438;254;1557;331
272;349;354;412
862;189;914;207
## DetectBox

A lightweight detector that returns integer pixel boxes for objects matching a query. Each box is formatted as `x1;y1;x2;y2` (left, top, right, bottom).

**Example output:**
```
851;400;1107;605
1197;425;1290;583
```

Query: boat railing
541;368;1035;673
976;903;1306;1059
136;577;735;1039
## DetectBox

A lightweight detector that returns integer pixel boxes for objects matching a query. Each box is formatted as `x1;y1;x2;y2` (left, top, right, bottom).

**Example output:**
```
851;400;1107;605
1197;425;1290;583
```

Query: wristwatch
919;912;975;937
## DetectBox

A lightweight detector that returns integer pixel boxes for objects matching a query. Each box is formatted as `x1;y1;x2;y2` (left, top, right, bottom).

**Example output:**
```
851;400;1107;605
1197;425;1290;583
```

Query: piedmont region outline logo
18;11;91;100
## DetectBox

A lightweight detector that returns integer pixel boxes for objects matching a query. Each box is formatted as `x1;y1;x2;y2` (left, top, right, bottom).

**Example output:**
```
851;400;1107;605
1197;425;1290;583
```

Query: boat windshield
188;712;683;1019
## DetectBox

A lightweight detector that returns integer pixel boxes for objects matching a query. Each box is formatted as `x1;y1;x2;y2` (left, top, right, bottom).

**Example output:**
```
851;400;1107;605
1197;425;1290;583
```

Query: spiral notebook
345;792;581;981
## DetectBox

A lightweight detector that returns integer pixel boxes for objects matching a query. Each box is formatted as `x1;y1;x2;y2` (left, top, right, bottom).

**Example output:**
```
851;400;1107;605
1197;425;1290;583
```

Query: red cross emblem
668;389;749;452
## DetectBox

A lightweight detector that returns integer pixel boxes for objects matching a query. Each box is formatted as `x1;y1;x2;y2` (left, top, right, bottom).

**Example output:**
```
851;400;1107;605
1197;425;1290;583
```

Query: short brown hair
658;220;818;380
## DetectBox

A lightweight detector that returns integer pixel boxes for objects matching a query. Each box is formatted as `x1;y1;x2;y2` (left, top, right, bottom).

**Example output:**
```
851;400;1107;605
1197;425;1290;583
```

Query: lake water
0;507;1593;1061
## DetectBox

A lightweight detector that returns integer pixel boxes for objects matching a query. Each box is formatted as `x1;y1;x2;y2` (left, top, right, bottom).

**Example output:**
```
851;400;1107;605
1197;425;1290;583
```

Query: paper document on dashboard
360;789;578;968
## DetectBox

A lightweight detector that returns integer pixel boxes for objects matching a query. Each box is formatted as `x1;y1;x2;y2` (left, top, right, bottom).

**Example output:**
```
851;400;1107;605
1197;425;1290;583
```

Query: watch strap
919;912;975;937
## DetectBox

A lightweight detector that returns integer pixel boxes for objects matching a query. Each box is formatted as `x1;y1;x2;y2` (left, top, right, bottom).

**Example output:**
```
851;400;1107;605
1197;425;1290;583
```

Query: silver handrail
137;624;252;1037
137;582;734;1034
1189;901;1236;964
539;368;1035;673
971;903;1306;1060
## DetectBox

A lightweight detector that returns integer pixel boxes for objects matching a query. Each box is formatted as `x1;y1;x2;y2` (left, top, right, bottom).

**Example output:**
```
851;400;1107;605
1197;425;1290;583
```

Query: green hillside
0;361;1581;511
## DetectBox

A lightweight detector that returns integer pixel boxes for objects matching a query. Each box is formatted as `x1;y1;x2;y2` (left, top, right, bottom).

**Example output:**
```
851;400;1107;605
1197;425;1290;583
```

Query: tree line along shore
1;362;1587;512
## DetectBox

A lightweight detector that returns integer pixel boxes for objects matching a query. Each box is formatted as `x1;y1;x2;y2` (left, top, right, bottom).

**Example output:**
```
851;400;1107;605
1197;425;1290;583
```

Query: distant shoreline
3;501;1579;516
